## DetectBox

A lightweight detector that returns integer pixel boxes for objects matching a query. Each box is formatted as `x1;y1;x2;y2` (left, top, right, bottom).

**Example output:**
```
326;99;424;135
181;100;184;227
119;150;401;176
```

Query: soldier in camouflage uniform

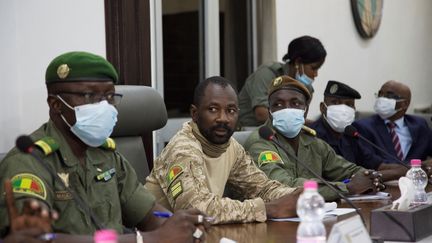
145;76;302;224
244;76;384;201
0;51;208;242
238;36;327;127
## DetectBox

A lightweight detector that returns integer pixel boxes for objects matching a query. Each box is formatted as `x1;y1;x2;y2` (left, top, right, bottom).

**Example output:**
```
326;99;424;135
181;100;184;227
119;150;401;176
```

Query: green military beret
324;80;361;99
45;51;119;84
268;75;311;102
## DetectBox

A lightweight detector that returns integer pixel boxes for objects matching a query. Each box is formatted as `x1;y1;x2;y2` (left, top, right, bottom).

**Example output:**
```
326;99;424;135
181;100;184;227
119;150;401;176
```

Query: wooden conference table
207;184;404;243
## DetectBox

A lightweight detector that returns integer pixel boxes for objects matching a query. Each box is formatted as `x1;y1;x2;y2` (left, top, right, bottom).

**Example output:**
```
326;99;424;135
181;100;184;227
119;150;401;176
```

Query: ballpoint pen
153;211;216;222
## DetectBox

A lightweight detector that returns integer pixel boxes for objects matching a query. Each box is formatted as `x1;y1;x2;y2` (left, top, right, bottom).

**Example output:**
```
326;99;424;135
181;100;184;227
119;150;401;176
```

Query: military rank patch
11;173;46;200
34;137;59;156
257;151;282;167
166;165;183;187
170;181;183;200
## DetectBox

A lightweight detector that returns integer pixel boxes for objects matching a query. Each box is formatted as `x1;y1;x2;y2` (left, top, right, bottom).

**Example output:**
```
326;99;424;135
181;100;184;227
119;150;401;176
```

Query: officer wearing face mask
0;52;209;241
238;35;326;128
354;80;432;167
310;81;408;181
244;76;384;201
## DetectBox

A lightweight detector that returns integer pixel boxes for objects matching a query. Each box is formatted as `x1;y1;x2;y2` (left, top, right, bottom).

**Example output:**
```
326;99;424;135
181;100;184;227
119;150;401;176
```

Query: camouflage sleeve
244;67;274;109
227;141;297;202
246;138;354;201
114;152;155;227
158;145;270;224
0;150;54;237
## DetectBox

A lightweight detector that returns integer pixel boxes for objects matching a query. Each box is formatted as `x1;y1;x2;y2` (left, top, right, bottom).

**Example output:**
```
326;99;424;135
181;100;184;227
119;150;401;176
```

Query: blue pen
153;211;173;218
153;211;215;222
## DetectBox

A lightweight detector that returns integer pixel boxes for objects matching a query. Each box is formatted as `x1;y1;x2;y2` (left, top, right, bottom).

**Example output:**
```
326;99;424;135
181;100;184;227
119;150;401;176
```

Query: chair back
112;85;167;183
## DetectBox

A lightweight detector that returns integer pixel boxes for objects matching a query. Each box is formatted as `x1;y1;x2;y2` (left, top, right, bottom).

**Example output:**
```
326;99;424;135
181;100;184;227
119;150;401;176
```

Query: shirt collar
45;120;105;167
385;116;405;128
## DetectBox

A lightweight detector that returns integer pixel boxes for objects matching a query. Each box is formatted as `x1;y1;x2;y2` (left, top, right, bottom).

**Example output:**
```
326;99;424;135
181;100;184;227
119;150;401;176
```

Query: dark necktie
387;122;403;160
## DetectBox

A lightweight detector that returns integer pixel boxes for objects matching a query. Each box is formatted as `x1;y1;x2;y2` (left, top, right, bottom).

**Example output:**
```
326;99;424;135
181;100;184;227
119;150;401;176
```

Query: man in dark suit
354;80;432;167
311;80;407;180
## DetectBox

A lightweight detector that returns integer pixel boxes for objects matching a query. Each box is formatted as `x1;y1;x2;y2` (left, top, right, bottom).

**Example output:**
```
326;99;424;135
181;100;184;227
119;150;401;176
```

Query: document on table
345;192;391;201
270;202;356;222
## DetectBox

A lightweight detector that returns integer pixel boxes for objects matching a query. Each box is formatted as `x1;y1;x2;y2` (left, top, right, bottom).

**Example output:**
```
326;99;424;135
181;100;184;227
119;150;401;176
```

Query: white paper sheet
269;203;356;222
345;192;391;201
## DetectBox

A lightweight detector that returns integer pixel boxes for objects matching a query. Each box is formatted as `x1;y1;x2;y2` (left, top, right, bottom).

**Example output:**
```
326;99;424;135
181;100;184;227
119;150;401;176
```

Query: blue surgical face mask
271;108;305;138
57;96;118;147
295;64;314;86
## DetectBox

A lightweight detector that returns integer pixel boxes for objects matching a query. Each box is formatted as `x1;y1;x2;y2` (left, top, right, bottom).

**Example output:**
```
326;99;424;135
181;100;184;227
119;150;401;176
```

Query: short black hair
193;76;234;106
282;35;327;64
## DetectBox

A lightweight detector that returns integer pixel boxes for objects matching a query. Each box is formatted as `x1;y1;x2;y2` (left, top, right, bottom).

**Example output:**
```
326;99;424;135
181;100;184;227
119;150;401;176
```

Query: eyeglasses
54;91;123;105
374;92;405;101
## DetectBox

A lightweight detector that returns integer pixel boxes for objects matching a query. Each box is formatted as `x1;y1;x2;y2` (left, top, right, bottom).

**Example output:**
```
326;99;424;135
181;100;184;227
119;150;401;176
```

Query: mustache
211;123;233;133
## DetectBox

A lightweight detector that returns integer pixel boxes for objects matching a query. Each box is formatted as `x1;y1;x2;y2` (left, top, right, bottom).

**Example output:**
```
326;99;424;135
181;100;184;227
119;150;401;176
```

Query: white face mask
374;97;401;119
323;104;356;133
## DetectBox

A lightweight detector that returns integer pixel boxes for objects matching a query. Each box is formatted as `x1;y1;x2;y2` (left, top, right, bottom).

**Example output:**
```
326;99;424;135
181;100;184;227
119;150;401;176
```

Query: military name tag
55;190;73;201
95;168;116;182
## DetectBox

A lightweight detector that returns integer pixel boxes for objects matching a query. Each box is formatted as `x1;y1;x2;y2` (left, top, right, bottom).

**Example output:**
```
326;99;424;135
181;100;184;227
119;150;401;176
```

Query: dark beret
45;51;119;84
324;80;361;99
268;75;311;102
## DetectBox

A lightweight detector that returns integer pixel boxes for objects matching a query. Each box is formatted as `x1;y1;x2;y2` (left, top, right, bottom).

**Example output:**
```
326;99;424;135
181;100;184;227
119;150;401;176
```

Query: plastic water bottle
94;229;118;243
406;159;428;204
296;180;326;243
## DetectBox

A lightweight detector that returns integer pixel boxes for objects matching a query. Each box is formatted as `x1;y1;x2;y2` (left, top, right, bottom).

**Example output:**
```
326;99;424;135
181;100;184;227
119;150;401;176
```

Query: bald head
380;80;411;104
377;80;411;120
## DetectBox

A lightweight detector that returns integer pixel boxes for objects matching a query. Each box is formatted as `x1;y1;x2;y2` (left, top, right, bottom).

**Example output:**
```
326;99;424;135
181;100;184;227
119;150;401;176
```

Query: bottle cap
410;159;422;166
303;180;318;190
94;229;118;242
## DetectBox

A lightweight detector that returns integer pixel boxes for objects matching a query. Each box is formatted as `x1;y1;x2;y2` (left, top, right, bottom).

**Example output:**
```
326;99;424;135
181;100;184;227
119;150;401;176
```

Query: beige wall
276;0;432;119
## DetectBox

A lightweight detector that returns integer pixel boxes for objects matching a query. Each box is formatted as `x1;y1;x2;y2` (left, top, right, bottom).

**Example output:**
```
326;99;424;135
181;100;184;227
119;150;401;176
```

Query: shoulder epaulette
100;138;116;151
34;137;59;156
302;125;317;137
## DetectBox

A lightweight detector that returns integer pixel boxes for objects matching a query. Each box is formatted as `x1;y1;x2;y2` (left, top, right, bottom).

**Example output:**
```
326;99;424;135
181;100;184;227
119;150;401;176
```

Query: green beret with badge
45;51;119;84
268;75;312;102
324;80;361;99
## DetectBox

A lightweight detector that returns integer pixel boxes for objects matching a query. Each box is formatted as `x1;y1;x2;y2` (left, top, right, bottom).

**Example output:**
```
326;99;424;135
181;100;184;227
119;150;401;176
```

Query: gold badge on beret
57;64;70;79
272;77;283;87
330;84;338;94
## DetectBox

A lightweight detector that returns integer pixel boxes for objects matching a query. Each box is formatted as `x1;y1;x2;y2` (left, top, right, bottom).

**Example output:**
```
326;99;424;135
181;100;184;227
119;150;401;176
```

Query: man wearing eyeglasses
354;80;432;167
0;51;210;242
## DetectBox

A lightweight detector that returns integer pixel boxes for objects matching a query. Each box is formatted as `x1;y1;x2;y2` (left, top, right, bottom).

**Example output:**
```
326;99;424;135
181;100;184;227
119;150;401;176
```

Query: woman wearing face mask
238;35;327;127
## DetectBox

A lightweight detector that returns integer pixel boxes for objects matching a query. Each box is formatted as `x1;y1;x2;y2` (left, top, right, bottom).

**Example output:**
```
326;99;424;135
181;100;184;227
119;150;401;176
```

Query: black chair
112;85;167;183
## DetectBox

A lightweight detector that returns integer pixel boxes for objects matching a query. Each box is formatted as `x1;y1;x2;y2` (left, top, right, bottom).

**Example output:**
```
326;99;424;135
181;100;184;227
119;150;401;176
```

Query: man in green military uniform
244;76;384;201
238;36;327;127
0;51;208;242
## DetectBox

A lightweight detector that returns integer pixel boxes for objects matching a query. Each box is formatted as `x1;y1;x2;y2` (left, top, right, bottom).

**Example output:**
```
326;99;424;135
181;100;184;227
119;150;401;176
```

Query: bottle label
296;236;326;243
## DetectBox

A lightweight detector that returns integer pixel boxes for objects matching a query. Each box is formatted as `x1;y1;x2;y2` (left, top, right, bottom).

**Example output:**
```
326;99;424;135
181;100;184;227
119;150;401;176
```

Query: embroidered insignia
57;64;70;79
166;165;184;187
257;151;283;167
273;77;283;87
95;168;116;182
11;173;47;200
170;181;183;200
330;83;338;94
57;173;69;188
55;191;73;201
